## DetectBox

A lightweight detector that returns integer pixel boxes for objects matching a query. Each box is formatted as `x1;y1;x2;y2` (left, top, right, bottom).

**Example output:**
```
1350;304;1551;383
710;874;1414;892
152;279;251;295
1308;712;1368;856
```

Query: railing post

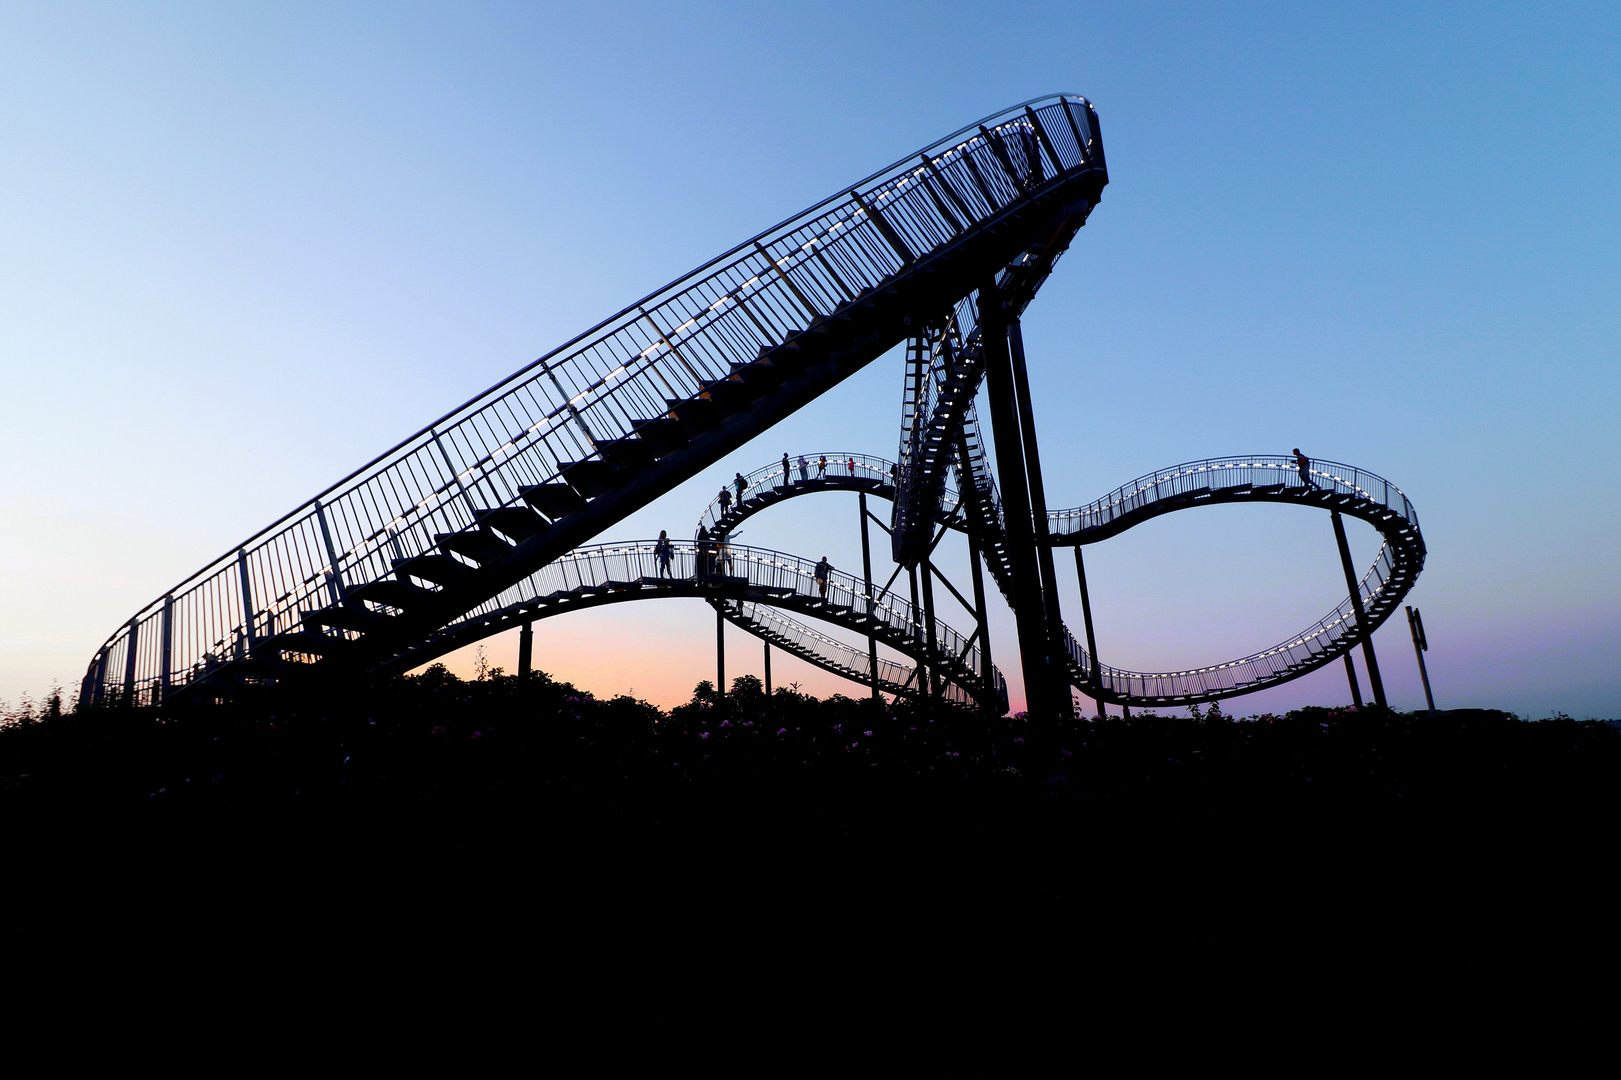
313;498;345;605
430;428;480;519
236;549;256;656
1332;510;1388;709
160;594;173;702
122;617;140;706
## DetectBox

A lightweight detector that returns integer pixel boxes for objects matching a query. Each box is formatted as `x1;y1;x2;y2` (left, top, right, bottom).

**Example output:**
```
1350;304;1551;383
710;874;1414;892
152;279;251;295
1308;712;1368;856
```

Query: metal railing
694;452;942;534
426;540;999;701
84;95;1105;706
1047;456;1423;702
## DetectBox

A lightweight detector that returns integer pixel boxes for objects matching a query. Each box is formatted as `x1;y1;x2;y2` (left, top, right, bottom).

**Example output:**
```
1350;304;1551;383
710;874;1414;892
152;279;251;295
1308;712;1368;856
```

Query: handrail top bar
103;94;1099;640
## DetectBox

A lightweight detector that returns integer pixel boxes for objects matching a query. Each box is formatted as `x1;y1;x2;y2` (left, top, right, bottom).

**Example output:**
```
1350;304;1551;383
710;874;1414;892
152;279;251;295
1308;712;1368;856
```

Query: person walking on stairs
814;556;832;599
1293;448;1317;490
734;472;747;504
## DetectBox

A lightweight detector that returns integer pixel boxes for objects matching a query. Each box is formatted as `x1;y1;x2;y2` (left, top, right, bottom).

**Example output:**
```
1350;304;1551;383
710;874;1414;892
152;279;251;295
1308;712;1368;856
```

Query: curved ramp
384;541;1007;711
84;96;1107;707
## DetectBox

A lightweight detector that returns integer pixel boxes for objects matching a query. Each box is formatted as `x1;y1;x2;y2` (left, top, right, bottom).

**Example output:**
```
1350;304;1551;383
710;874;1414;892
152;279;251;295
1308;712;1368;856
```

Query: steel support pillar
764;641;773;698
966;528;993;687
909;564;929;712
920;561;941;699
979;281;1056;719
518;619;534;679
716;607;725;702
1331;510;1387;709
1008;317;1070;717
1407;606;1436;713
1073;546;1103;718
122;618;140;706
859;490;879;700
1343;653;1364;709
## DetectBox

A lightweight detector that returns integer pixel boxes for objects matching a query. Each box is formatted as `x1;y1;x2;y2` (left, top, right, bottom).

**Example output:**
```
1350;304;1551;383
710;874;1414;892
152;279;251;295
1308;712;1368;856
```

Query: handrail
87;94;1105;705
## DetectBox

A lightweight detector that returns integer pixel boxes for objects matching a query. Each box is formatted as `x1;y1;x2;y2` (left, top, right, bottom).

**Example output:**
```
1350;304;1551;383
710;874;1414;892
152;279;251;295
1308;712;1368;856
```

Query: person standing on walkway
845;456;856;477
814;556;831;599
734;472;747;504
782;452;791;489
654;530;675;578
695;526;713;578
798;455;809;482
1293;448;1316;489
817;455;827;479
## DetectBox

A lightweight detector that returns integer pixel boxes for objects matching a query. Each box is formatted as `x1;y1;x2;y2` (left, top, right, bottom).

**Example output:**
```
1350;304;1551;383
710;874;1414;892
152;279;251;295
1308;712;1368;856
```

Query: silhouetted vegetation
4;669;1618;951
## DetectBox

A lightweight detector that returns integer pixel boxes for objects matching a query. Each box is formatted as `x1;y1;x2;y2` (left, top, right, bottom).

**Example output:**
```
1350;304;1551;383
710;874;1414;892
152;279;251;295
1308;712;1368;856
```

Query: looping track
82;93;1426;716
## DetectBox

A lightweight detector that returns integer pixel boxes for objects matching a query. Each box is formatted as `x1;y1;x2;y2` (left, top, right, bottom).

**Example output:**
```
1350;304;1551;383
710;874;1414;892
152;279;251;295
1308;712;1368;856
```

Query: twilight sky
1;2;1616;717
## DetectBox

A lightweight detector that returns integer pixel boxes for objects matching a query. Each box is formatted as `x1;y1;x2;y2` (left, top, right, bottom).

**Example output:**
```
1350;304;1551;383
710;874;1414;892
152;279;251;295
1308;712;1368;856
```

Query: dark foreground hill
4;667;1618;953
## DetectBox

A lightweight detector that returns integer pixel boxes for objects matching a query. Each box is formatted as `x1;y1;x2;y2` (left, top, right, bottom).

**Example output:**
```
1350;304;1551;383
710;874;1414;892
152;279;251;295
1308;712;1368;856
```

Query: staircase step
594;436;657;475
268;631;352;657
667;397;720;437
702;377;756;416
352;578;432;608
394;553;469;587
559;459;619;498
436;529;513;565
475;506;548;544
629;417;690;457
306;603;387;633
520;483;587;519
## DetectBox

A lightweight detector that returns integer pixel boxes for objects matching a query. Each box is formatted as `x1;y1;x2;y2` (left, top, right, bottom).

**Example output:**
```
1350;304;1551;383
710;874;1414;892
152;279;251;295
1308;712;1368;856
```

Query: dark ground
5;667;1618;957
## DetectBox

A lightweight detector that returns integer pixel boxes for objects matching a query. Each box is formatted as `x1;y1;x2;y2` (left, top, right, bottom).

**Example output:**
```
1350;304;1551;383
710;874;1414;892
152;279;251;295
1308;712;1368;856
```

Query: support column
1407;606;1436;713
518;619;534;679
237;549;256;657
1073;546;1103;718
909;564;928;712
716;607;726;702
920;562;941;699
1331;510;1387;709
1343;653;1364;709
980;281;1054;720
966;528;993;686
1008;318;1069;716
764;641;773;698
859;490;879;700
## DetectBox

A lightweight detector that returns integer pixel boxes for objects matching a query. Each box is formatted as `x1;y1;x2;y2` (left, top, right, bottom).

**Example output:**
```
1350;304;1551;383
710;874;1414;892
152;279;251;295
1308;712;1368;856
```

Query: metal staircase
84;95;1108;708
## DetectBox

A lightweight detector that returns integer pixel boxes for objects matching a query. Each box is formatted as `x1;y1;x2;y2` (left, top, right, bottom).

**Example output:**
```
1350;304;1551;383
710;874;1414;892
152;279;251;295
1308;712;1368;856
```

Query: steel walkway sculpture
83;94;1425;717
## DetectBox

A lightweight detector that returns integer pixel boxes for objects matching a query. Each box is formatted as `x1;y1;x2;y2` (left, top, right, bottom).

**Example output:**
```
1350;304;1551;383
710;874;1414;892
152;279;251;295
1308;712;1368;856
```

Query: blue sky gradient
2;2;1616;715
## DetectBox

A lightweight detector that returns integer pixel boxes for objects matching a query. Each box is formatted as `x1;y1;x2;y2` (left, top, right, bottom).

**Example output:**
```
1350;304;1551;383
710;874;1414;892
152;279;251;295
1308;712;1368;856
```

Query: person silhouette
1292;448;1316;489
782;452;791;489
798;455;809;482
654;529;674;578
814;556;831;598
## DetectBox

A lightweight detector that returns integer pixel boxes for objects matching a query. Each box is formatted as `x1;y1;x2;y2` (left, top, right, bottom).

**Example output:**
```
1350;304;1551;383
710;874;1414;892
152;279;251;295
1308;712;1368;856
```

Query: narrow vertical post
909;564;928;712
1073;546;1103;717
1008;318;1069;715
979;281;1053;720
920;563;941;699
159;595;174;703
236;549;256;656
1343;653;1364;709
764;641;773;698
122;618;140;705
716;606;726;703
519;619;534;679
859;490;879;700
314;498;345;604
1331;510;1387;709
1408;606;1436;713
431;428;480;518
966;528;993;686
